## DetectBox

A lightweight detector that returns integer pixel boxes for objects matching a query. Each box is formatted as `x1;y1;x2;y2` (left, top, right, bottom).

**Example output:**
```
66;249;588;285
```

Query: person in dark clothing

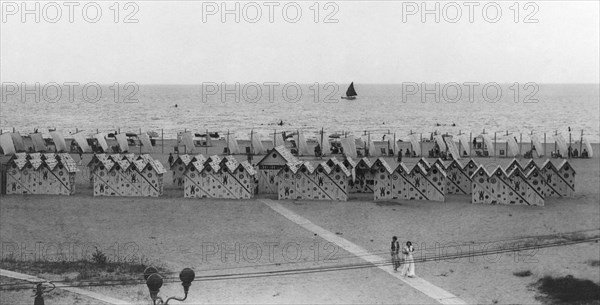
391;236;401;271
397;149;403;163
168;153;174;166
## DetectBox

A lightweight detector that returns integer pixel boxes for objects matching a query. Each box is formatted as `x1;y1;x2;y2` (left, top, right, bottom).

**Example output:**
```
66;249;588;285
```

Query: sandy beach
1;155;598;304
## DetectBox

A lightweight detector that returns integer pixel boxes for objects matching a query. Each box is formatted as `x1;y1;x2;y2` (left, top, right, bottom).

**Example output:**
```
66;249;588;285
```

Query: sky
1;1;599;84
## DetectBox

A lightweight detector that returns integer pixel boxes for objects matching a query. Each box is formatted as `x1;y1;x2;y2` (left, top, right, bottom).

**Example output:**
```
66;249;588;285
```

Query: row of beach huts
0;128;594;160
2;146;575;206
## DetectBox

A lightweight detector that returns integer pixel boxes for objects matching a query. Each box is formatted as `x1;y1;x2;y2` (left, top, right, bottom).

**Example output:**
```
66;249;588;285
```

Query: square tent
256;146;300;194
372;158;395;200
276;161;350;201
5;153;78;195
408;163;446;202
445;159;472;195
540;159;575;197
91;154;166;197
183;156;256;199
171;154;194;189
348;157;374;193
507;167;545;206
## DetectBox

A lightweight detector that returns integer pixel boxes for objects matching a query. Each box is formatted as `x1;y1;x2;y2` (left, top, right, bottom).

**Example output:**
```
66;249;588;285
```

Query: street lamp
144;267;195;305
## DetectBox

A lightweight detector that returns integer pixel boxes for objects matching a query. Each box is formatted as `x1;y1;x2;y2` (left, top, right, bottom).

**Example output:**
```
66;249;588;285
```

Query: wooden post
505;130;509;158
321;128;324;156
250;129;254;155
161;129;164;154
367;131;370;157
494;131;497;159
205;129;209;156
519;133;523;159
569;131;572;159
226;130;230;155
554;130;557;154
420;133;423;157
469;132;472;157
393;132;396;156
543;132;546;156
579;130;583;153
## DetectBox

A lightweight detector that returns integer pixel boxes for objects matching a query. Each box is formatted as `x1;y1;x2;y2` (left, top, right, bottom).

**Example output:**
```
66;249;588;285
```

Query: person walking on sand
400;241;415;277
391;236;401;271
168;153;174;167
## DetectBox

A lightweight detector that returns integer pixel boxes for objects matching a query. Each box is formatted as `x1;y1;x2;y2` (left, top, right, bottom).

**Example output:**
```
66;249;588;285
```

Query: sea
1;83;598;142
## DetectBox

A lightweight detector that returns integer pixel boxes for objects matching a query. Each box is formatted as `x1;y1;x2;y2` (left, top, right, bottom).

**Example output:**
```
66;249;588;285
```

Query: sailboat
341;82;357;100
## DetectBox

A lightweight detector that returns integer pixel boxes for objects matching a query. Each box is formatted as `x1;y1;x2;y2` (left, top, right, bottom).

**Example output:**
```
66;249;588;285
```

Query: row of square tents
87;154;166;197
1;147;576;205
5;153;79;195
0;131;154;154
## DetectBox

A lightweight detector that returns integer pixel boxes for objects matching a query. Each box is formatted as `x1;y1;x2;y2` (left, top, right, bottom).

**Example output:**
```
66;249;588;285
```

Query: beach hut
91;158;116;196
348;157;374;193
390;162;411;200
184;155;224;198
5;157;33;194
341;156;357;181
408;163;446;202
445;159;472;195
87;154;108;187
276;162;302;200
462;159;479;177
508;167;545;206
541;160;575;197
92;154;166;197
133;158;167;197
256;146;300;194
313;161;351;201
171;154;193;189
38;153;78;195
108;159;144;197
276;160;350;201
184;155;256;199
372;158;395;200
182;157;218;198
4;153;78;195
277;161;315;200
505;159;524;174
471;165;540;205
221;156;257;199
471;166;494;204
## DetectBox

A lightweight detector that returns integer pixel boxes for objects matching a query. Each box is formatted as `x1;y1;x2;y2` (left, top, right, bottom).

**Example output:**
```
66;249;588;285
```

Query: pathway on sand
259;199;467;305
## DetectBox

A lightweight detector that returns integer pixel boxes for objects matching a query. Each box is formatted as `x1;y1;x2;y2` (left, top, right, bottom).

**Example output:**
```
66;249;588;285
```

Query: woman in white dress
400;241;415;277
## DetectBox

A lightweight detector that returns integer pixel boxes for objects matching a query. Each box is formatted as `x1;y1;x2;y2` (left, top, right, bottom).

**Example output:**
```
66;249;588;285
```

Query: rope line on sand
1;235;598;291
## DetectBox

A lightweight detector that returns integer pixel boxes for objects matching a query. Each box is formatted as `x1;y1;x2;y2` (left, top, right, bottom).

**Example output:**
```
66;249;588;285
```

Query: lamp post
144;267;195;305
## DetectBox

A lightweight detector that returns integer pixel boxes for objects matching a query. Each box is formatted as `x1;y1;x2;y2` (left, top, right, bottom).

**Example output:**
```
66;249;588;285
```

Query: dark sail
346;82;357;97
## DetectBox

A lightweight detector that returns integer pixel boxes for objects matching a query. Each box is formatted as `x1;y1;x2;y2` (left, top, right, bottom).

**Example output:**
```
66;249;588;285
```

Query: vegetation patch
532;275;600;305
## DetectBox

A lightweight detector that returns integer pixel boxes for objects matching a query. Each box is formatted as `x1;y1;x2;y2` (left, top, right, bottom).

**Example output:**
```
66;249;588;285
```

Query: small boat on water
341;82;357;100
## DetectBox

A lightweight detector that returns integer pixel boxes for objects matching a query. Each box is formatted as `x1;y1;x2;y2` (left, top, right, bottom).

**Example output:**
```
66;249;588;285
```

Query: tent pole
469;132;472;157
420;133;423;157
579;130;583;153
